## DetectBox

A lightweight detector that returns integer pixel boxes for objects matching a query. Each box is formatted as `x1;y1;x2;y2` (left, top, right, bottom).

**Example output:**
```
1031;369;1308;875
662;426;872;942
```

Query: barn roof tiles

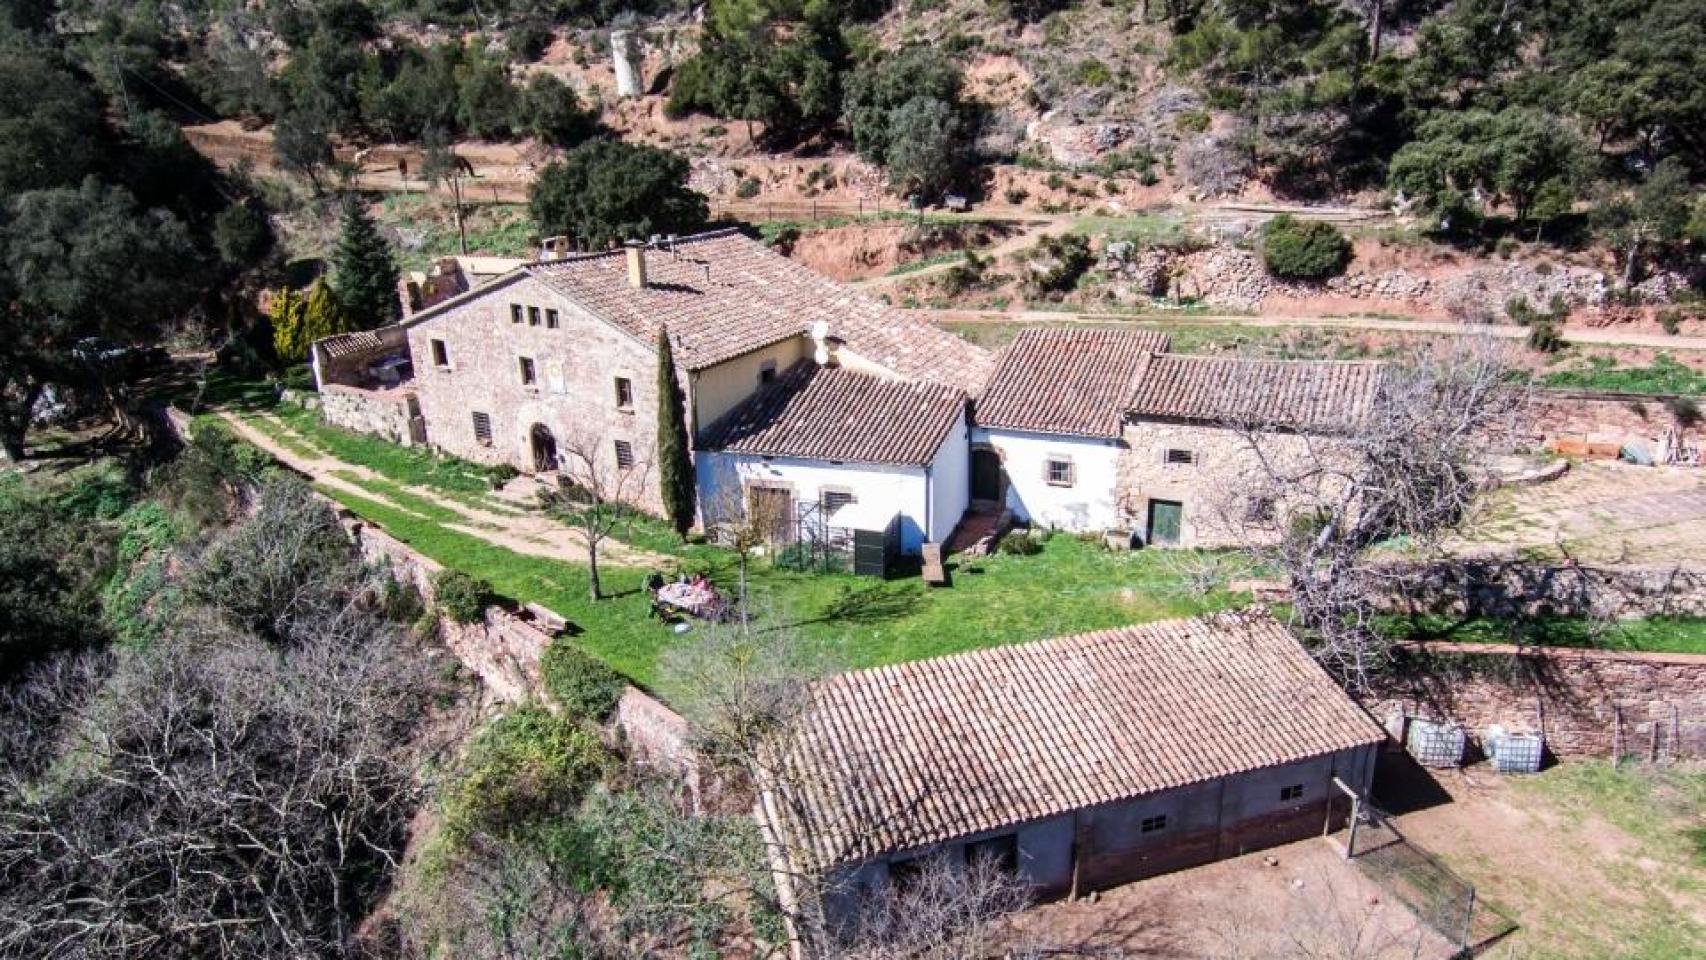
697;362;966;467
523;229;995;388
1125;353;1383;430
977;327;1174;438
761;612;1383;873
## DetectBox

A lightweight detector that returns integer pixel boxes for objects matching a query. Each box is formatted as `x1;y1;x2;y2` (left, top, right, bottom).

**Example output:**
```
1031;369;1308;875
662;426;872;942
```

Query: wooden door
748;486;794;544
1146;499;1183;546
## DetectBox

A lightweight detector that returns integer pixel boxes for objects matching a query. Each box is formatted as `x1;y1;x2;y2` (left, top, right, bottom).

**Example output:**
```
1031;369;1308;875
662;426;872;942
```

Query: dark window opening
527;306;541;327
1245;496;1276;522
1140;814;1168;834
430;339;449;367
471;411;493;446
1280;784;1304;802
821;489;855;514
614;440;634;469
545;308;560;329
510;304;523;324
615;377;634;409
759;360;778;384
964;834;1018;874
518;356;537;386
1164;448;1197;465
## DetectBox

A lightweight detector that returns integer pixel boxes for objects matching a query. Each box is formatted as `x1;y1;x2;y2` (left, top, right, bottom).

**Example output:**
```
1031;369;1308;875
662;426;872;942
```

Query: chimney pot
625;241;648;289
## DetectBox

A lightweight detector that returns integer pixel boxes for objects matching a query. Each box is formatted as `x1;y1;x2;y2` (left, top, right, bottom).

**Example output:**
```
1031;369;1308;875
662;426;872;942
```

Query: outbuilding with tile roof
757;611;1384;918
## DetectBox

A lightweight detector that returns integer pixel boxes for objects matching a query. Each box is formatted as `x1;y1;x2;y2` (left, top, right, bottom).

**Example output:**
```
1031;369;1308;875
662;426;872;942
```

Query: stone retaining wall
1525;391;1702;449
321;384;419;446
1362;644;1706;762
1389;560;1706;619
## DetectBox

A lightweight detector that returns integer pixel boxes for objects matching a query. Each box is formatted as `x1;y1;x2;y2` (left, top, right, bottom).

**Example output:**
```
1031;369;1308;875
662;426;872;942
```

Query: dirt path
851;217;1072;289
916;308;1706;352
218;411;665;568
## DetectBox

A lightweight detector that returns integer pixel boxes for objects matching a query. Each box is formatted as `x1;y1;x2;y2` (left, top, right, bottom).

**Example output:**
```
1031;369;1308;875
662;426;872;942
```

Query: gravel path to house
217;410;667;568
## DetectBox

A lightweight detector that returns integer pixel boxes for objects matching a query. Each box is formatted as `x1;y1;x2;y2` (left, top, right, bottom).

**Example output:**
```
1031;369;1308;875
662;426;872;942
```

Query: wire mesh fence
1344;802;1516;954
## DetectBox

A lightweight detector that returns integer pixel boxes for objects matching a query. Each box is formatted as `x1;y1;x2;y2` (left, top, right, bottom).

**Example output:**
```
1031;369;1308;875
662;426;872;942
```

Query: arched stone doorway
529;423;558;473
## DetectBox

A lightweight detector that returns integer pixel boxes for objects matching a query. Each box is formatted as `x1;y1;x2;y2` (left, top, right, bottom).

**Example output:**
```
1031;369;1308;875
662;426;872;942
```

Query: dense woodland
0;0;1704;956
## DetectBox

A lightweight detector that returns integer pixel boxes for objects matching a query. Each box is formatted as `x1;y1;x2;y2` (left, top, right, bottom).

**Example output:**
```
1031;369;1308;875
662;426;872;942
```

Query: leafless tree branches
552;428;654;602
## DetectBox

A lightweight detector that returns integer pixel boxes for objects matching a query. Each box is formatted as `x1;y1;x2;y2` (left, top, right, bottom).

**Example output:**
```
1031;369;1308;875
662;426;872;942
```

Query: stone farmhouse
310;228;1380;550
758;612;1385;925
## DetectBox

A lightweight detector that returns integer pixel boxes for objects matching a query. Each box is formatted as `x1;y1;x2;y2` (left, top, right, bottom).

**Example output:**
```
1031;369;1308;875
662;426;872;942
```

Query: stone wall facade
1389;560;1706;620
321;384;420;446
405;273;666;513
1363;644;1706;762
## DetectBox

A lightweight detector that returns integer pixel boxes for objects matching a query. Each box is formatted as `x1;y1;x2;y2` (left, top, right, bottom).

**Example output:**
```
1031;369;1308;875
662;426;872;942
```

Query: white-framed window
1044;456;1075;487
1280;784;1304;802
614;377;634;410
1164;448;1197;466
471;411;493;446
614;440;635;469
430;339;450;368
1140;814;1168;834
518;356;537;386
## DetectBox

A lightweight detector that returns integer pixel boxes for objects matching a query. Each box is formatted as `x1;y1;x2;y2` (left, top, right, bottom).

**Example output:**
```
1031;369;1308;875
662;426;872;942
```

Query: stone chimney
625;241;648;289
539;236;570;262
810;320;840;367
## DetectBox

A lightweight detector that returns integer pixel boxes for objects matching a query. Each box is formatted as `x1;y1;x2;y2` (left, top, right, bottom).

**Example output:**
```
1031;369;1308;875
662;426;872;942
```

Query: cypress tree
269;287;308;361
655;326;696;537
301;278;351;348
331;197;401;330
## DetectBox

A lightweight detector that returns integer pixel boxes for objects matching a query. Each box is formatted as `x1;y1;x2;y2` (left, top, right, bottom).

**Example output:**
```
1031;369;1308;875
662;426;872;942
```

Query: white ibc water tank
1484;724;1544;774
1405;718;1466;769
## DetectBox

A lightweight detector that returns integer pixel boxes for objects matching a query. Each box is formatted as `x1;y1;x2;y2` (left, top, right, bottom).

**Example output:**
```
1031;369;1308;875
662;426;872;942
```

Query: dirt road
914;307;1706;352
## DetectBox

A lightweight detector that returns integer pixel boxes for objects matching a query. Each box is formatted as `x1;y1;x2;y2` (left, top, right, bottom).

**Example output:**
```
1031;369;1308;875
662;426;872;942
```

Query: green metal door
1146;499;1183;546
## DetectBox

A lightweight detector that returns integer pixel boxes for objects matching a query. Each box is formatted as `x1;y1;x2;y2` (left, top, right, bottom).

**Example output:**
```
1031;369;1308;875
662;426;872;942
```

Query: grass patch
886;251;968;276
1542;354;1706;396
1070;211;1192;247
244;413;324;459
269;403;508;500
320;482;1240;688
328;471;489;527
379;195;535;271
1379;614;1706;655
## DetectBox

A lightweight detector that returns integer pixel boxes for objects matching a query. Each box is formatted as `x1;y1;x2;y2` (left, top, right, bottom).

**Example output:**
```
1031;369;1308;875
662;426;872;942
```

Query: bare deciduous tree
700;467;792;614
1216;337;1525;689
553;428;653;602
831;851;1038;960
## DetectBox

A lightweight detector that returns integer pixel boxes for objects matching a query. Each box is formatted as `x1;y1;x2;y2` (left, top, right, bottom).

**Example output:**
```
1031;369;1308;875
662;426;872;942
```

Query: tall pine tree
655;326;696;537
331;197;400;330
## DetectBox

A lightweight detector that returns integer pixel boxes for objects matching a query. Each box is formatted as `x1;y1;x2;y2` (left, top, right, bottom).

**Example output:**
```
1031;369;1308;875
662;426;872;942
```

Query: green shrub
444;706;606;842
541;640;625;722
999;530;1044;555
735;177;761;200
1667;397;1701;428
1259;215;1351;281
432;569;490;624
1175;109;1211;133
1004;186;1030;204
1657;309;1683;336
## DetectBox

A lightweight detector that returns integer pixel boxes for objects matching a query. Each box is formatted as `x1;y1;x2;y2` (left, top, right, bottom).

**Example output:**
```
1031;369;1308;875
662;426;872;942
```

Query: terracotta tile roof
697;362;965;467
1126;353;1383;431
977;328;1173;438
524;229;994;388
316;330;386;359
760;612;1383;873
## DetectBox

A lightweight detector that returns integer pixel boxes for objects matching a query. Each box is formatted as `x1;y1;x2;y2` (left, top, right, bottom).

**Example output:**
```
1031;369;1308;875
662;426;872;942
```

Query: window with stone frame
510;304;523;324
430;339;450;368
527;306;541;326
1044;456;1075;487
545;308;560;329
1164;448;1198;465
614;439;635;469
614;376;634;410
471;412;493;446
518;356;537;386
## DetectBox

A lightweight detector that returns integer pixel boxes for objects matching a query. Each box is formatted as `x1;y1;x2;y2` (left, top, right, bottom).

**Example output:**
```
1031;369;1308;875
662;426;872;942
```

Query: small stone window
527;306;541;327
471;411;493;446
1044;457;1075;487
613;439;635;470
430;339;450;368
821;489;856;514
1164;448;1197;466
510;304;523;324
1140;814;1168;834
545;308;560;329
1280;784;1304;802
518;356;537;386
614;377;634;410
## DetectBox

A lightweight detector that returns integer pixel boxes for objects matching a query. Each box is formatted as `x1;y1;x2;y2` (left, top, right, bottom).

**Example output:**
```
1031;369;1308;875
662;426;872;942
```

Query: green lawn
1542;353;1706;395
1379;613;1706;655
268;403;511;502
319;484;1240;688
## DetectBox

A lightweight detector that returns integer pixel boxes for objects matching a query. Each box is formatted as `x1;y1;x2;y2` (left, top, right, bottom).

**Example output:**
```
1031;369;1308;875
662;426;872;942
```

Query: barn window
614;440;635;469
518;356;537;386
545;308;560;329
527;306;541;327
430;339;450;368
1140;814;1168;834
821;489;856;514
614;377;634;410
1164;448;1197;466
1280;784;1304;802
471;412;493;446
1044;457;1075;487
